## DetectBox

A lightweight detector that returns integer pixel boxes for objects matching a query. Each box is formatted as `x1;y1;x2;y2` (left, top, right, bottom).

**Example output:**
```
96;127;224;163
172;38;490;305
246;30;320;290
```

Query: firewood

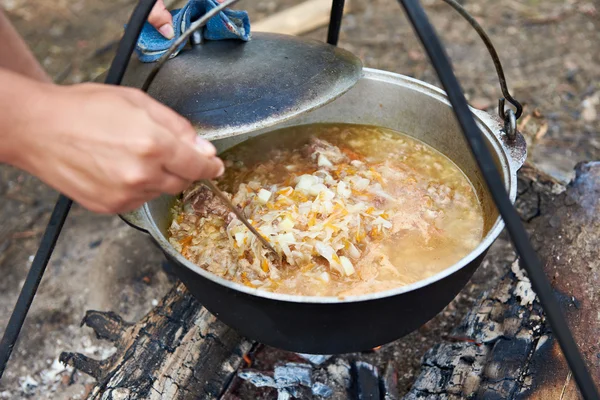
253;0;354;36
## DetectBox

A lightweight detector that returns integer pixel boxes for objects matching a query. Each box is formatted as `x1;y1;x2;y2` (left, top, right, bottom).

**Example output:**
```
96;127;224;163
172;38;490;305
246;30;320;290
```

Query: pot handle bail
440;0;523;140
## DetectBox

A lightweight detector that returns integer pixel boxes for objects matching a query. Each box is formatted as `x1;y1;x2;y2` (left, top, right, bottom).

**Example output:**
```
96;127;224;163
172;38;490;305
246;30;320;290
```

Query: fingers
140;96;195;139
162;137;224;182
50;166;155;215
83;85;222;203
86;197;148;215
116;87;218;159
155;173;191;195
132;93;217;158
193;136;217;157
148;0;225;39
117;87;199;139
115;87;221;185
148;0;174;39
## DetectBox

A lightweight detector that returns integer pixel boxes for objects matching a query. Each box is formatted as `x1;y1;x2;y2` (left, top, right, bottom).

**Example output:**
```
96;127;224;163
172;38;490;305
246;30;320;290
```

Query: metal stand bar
0;0;160;381
396;0;599;398
0;195;71;378
327;0;345;45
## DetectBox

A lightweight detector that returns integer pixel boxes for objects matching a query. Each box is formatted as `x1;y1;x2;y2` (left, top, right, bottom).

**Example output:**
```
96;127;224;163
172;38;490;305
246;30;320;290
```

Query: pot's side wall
170;251;485;354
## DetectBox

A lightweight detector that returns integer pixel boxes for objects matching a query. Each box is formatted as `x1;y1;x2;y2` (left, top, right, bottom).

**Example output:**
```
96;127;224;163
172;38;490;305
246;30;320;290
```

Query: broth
168;124;484;297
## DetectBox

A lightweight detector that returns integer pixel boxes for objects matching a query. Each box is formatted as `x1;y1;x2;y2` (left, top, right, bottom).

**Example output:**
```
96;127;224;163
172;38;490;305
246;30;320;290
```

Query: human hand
9;78;224;214
148;0;175;39
148;0;226;39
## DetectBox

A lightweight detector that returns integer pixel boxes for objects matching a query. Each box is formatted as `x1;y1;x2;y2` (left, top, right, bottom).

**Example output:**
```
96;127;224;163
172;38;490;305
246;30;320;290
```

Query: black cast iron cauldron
121;65;526;354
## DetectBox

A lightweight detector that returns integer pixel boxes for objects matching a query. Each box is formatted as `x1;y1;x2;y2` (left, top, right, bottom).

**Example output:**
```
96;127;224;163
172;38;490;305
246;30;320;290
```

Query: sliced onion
351;177;370;191
318;272;330;283
318;154;333;168
373;216;392;229
308;183;327;197
279;217;295;231
340;256;355;276
257;189;272;204
337;181;351;198
347;242;361;259
298;202;312;215
296;175;318;192
234;232;246;247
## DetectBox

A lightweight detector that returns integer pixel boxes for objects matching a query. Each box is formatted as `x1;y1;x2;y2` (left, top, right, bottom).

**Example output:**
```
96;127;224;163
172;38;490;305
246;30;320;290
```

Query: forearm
0;9;51;82
0;68;49;167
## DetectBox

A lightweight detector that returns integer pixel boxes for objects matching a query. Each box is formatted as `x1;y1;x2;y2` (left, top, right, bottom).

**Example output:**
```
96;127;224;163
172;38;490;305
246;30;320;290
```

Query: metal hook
502;103;517;141
440;0;523;121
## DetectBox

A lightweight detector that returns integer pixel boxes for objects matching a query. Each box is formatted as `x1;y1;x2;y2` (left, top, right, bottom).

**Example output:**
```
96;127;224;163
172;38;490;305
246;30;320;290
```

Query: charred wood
60;283;252;399
405;162;600;399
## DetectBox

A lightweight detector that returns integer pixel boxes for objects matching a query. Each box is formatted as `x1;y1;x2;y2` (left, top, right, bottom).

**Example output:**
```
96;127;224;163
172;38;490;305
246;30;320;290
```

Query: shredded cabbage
221;149;394;280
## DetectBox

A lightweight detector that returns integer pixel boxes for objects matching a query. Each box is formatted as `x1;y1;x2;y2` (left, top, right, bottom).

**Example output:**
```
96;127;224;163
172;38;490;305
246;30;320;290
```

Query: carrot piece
341;147;363;161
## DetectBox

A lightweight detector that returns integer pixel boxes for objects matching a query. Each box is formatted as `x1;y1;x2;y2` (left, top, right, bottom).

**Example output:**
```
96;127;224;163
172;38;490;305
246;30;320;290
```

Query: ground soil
0;0;598;398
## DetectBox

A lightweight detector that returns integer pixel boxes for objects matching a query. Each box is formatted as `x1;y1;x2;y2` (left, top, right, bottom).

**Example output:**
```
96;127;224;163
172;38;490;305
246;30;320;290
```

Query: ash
235;351;396;400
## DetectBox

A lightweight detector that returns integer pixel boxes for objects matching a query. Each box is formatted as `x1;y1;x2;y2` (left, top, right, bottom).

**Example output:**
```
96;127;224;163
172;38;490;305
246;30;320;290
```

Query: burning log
60;283;252;399
61;162;600;399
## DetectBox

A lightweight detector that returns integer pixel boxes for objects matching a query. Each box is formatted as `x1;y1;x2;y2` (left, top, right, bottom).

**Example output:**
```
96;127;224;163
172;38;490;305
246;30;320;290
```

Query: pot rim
132;68;522;304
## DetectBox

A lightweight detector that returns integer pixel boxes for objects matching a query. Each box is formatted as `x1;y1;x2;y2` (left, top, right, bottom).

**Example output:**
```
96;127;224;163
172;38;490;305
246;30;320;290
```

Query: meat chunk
182;184;236;223
302;137;348;166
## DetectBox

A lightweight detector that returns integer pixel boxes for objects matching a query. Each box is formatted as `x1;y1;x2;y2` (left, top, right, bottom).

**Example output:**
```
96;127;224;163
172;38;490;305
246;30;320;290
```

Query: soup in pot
168;124;484;297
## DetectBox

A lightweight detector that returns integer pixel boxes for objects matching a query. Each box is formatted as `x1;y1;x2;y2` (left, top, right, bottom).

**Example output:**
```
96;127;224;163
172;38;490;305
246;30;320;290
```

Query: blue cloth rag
135;0;251;63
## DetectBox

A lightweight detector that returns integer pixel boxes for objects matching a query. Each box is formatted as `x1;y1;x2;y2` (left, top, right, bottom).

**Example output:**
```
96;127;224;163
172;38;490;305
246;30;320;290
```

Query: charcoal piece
353;361;380;400
297;353;333;366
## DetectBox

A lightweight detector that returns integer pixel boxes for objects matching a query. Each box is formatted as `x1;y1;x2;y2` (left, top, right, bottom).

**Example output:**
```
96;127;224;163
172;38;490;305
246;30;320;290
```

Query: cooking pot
121;68;526;354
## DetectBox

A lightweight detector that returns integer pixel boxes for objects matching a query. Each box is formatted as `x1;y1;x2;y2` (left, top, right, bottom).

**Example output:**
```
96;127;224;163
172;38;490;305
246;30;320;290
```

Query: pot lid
121;32;363;141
